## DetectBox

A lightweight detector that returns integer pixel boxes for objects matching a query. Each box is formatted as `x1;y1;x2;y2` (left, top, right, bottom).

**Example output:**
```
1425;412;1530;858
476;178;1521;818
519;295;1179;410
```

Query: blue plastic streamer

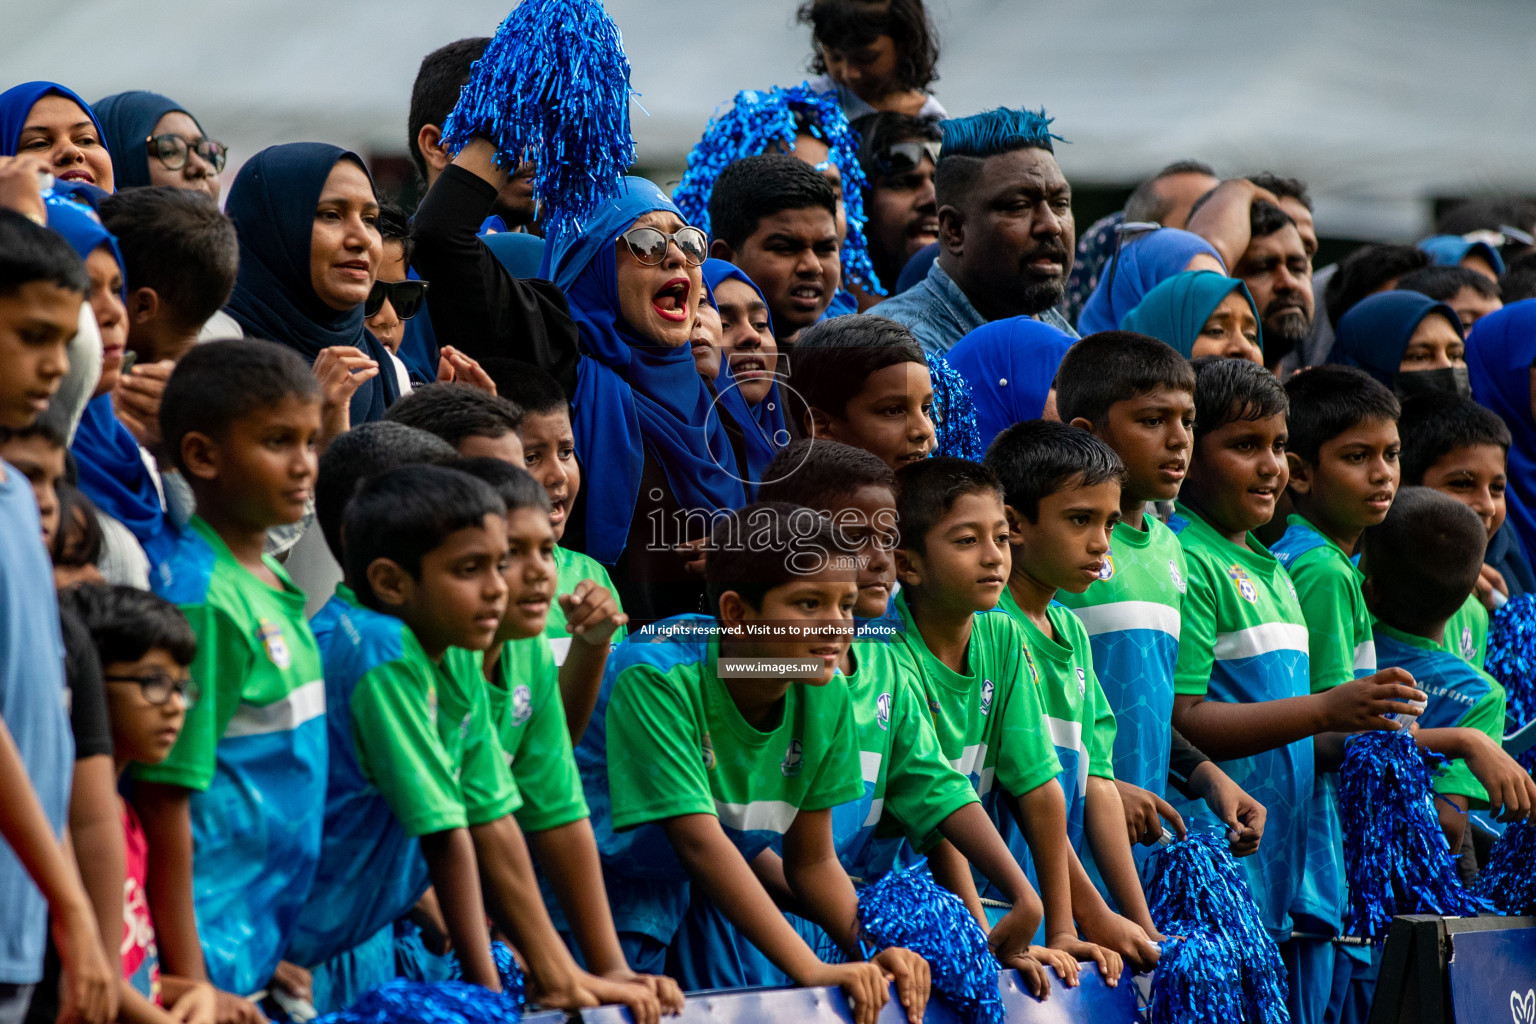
926;352;983;461
312;980;521;1024
445;941;527;1009
856;859;1004;1024
1473;819;1536;915
440;0;636;242
1338;730;1488;941
1485;593;1536;764
1143;831;1289;1024
671;83;881;294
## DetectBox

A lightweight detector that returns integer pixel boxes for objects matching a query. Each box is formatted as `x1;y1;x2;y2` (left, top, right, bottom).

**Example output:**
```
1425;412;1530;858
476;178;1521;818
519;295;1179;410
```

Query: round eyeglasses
104;671;199;708
147;133;228;174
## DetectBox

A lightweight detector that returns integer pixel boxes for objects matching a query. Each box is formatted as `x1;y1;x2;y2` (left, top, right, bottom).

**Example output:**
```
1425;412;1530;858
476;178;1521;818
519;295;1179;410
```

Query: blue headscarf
1468;300;1536;562
948;316;1075;451
1122;270;1260;359
1076;228;1224;336
92;91;201;190
0;81;104;158
223;143;399;423
1329;291;1460;388
702;259;788;491
547;178;744;565
1419;234;1506;276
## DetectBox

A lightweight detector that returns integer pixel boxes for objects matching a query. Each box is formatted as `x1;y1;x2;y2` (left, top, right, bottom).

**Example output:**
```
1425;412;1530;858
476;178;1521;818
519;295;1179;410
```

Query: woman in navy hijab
93;90;225;200
0;81;114;190
1329;290;1468;399
223;143;396;424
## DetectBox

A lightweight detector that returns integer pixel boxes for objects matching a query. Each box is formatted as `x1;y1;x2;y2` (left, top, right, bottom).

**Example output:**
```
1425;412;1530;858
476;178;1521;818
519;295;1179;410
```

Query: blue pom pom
445;941;526;1010
1474;819;1536;914
940;107;1064;159
1338;730;1488;940
1486;592;1536;736
313;979;521;1024
441;0;636;242
1144;832;1289;1024
671;83;881;294
926;353;983;461
857;859;1004;1024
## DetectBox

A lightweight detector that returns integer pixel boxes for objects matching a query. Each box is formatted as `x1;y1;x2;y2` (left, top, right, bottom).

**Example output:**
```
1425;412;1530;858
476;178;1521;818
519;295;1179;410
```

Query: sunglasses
147;133;228;174
104;671;198;708
621;226;708;267
365;279;429;320
873;140;941;177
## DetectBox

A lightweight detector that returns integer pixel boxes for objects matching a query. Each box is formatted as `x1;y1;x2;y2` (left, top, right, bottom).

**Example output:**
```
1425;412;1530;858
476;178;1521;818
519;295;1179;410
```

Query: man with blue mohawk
870;106;1078;354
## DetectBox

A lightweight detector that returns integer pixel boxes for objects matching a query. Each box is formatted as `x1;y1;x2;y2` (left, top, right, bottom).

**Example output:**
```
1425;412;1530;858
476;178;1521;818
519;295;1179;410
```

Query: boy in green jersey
1167;358;1425;1024
600;503;930;1024
982;421;1165;959
887;458;1132;981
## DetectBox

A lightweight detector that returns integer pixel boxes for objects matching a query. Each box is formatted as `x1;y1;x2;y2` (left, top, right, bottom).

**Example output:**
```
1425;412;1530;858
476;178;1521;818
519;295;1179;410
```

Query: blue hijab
702;259;787;491
1122;270;1260;358
1076;228;1224;336
547;178;744;564
223;143;399;423
0;81;104;157
92;91;200;190
1330;291;1460;388
1468;301;1536;562
948;316;1075;451
46;195;177;566
1419;234;1506;276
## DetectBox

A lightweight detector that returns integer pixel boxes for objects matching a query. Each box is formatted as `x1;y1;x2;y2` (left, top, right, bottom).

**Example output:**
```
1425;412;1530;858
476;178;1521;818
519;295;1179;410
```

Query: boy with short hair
1167;358;1425;1024
1053;332;1266;862
0;421;66;549
384;382;525;465
791;315;936;470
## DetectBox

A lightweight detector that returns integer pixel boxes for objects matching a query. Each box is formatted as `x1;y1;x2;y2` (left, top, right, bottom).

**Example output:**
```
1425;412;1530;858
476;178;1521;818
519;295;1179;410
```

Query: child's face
193;395;321;528
825;484;899;619
721;564;858;684
456;429;524;466
0;281;76;430
897;489;1010;614
1182;412;1289;537
714;277;779;406
85;246;128;398
495;507;557;643
1420;443;1507;539
815;361;935;471
1008;478;1122;595
386;513;509;655
519;409;581;543
821;34;902;104
0;434;64;547
363;239;410;355
1090;389;1195;505
103;649;188;766
1288;417;1399;537
689;294;722;382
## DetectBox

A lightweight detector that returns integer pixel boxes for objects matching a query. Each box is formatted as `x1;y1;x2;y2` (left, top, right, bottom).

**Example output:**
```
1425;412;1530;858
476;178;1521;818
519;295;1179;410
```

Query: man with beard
868;105;1077;354
850;112;941;308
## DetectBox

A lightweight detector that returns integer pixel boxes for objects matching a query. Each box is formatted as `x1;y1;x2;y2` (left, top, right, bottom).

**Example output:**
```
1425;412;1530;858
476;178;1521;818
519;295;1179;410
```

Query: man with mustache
868;105;1078;354
850;112;941;308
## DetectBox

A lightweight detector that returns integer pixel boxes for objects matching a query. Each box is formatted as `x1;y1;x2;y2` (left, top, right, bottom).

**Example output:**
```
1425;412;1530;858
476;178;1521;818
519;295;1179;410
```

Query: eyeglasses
620;226;708;267
147;134;228;174
873;140;941;177
104;671;198;708
365;280;429;320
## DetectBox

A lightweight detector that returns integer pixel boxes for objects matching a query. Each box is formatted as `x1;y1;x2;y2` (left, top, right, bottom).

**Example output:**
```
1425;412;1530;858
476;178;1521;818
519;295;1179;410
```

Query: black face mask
1395;366;1471;400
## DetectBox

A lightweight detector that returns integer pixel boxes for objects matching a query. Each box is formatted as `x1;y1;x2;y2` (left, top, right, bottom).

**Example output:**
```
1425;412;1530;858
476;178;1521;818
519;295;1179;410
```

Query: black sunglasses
365;279;429;320
874;140;941;177
104;671;199;708
147;133;228;174
620;226;708;267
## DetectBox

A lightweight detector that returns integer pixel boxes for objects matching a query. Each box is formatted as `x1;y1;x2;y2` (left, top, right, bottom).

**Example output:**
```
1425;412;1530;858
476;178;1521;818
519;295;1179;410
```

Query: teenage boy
384;382;525;465
708;155;842;343
0;207;115;1024
887;457;1134;979
1362;488;1536;850
1052;332;1266;861
595;503;929;1024
791;315;936;470
131;339;329;1010
1166;357;1425;1024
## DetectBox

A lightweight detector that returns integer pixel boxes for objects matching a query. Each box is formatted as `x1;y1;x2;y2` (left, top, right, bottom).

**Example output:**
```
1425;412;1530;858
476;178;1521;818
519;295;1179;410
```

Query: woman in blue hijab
546;178;744;619
93;90;225;200
1122;270;1264;362
947;316;1075;451
701;259;787;491
1076;227;1225;336
1468;300;1536;566
1329;290;1468;399
224;143;398;423
0;81;114;190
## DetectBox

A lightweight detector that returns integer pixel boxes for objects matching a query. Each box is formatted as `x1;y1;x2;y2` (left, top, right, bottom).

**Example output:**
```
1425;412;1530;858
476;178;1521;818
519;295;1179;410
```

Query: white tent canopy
6;0;1532;238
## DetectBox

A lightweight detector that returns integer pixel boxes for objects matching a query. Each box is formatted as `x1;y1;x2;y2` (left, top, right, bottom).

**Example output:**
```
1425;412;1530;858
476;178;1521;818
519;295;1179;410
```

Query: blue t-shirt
0;463;72;984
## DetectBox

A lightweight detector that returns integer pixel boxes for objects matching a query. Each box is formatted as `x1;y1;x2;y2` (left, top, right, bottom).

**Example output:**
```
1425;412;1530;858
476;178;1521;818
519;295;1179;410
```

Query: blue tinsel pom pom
1473;819;1536;914
671;83;881;294
446;941;526;1009
926;353;983;461
857;859;1004;1024
1485;593;1536;772
441;0;636;242
1338;730;1488;940
312;979;521;1024
1144;831;1289;1024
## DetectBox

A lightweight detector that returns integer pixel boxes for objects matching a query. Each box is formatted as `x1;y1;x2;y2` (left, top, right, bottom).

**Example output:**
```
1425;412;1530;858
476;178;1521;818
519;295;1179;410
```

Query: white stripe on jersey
548;636;572;667
1353;640;1377;673
223;679;325;738
1069;600;1181;641
859;750;883;784
1044;715;1090;797
1214;623;1310;661
863;797;885;828
715;799;799;834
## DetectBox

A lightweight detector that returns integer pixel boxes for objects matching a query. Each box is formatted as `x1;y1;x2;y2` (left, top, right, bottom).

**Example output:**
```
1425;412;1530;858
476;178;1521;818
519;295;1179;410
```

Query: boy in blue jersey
1361;488;1536;846
594;503;930;1024
132;340;331;1007
1052;332;1266;862
1167;358;1426;1024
